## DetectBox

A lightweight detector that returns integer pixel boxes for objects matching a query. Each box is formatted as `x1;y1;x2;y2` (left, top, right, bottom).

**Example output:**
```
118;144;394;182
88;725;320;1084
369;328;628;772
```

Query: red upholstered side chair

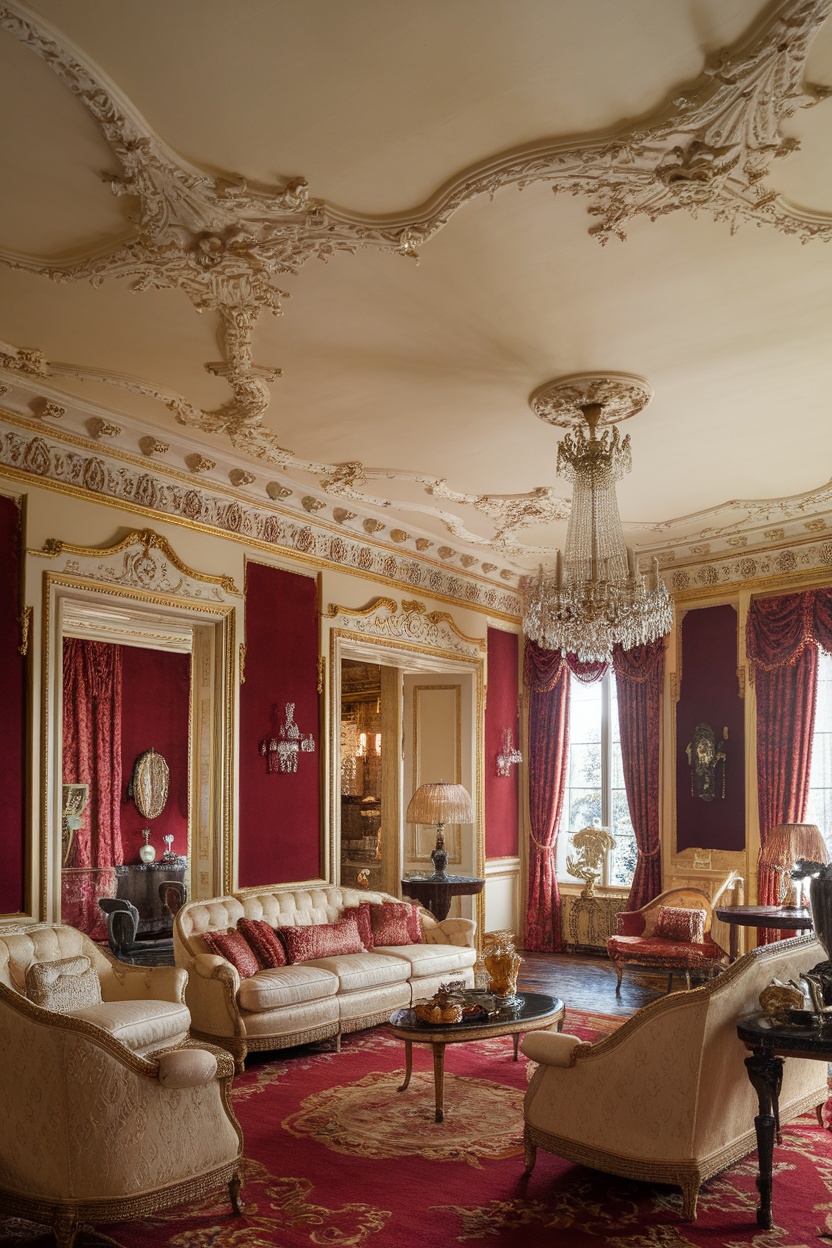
607;887;729;995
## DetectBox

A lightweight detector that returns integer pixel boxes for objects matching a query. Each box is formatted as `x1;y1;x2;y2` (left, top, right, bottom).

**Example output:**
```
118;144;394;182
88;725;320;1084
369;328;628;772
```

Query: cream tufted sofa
0;924;190;1055
521;934;829;1220
174;885;477;1068
0;927;243;1247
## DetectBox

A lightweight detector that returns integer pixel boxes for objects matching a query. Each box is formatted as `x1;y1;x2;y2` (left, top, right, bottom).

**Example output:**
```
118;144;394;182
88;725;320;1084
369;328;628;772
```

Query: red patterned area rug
3;1007;832;1248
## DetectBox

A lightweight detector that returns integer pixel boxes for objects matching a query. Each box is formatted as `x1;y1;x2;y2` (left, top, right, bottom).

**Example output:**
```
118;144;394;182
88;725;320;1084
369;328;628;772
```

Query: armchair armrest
99;963;187;1004
182;954;242;1039
615;911;646;936
421;916;477;947
521;1031;584;1067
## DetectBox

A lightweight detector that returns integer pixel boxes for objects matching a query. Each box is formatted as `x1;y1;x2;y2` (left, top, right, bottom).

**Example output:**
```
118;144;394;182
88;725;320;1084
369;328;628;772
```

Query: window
556;672;637;888
806;648;832;856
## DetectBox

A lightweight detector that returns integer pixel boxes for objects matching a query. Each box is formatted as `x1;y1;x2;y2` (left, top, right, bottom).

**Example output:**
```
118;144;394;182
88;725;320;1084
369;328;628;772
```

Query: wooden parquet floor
517;949;686;1017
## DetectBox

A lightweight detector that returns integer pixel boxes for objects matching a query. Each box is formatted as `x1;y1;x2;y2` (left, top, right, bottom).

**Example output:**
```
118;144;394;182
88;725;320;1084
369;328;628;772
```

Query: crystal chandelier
522;375;673;663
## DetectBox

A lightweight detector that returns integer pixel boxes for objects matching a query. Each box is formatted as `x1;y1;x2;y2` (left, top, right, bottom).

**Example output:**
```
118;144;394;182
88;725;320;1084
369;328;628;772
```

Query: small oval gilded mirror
130;748;170;820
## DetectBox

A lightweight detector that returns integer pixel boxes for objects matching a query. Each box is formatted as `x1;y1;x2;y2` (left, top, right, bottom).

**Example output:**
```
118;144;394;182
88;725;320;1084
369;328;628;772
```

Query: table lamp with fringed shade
761;823;829;908
406;781;474;880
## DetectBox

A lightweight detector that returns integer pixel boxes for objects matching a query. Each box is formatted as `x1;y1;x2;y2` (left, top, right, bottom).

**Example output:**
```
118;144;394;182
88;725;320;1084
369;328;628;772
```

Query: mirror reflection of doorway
61;636;191;945
339;660;401;894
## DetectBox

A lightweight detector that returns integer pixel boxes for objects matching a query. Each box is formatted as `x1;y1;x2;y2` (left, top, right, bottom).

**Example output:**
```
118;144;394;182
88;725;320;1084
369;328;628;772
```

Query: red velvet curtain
613;639;665;910
62;639;124;938
746;591;830;929
524;642;570;952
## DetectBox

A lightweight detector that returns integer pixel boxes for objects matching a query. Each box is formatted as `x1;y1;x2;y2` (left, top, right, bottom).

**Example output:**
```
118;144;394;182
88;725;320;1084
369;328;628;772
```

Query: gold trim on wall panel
325;597;486;651
32;528;240;596
412;684;462;864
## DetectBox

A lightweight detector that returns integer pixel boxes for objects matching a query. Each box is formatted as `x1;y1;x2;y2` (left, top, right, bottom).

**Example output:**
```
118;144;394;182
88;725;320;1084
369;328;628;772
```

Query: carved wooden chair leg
53;1210;79;1248
229;1170;244;1215
334;1034;341;1053
680;1176;700;1221
816;1102;827;1128
614;963;624;996
523;1132;537;1177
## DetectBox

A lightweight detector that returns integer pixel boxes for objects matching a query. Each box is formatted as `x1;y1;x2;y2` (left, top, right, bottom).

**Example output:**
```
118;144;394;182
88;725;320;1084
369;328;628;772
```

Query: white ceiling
1;0;832;583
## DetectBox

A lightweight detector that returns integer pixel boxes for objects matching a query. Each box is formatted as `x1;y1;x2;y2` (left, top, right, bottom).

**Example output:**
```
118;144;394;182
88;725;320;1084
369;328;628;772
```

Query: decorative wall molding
0;0;830;482
668;536;832;595
0;418;521;616
33;528;240;601
325;597;485;657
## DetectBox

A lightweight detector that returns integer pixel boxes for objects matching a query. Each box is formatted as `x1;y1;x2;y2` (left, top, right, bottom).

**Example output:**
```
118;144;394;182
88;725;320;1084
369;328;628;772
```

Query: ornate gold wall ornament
229;469;255;487
0;343;47;376
301;496;325;513
363;518;385;534
806;518;827;531
34;528;240;598
459;554;477;568
389;529;410;544
332;507;357;525
437;546;456;559
87;418;121;440
565;824;617;900
415;538;433;551
239;642;246;685
129;747;170;820
686;724;728;802
737;666;746;700
186;454;216;474
139;436;169;457
17;605;32;656
765;528;786;541
670;671;681;704
317;656;326;695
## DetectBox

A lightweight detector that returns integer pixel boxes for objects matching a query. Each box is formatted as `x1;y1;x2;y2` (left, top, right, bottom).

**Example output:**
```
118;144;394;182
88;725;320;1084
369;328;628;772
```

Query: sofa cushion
67;999;190;1053
342;902;374;950
654;906;706;944
303;951;411;993
370;902;414;947
237;964;339;1013
375;942;476;978
25;955;102;1012
237;918;287;968
203;930;260;978
607;934;722;966
279;916;365;963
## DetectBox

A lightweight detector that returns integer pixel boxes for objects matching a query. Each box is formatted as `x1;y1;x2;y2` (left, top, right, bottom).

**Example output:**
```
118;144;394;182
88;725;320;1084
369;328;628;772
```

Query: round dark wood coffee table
714;904;813;961
388;991;564;1122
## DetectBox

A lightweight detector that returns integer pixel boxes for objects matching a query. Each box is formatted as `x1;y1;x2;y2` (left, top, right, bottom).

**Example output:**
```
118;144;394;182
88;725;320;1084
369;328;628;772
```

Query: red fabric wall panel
0;494;25;914
120;645;191;863
676;604;745;851
239;562;321;886
485;628;520;858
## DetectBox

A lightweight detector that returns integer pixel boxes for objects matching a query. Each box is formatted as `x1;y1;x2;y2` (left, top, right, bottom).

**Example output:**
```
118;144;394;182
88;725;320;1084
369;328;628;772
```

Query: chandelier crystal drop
522;401;673;663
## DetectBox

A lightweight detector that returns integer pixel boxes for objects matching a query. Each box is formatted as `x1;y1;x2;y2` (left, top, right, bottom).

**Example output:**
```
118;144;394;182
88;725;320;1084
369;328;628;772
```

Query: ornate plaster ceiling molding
667;534;832;595
0;0;830;454
528;372;654;428
0;415;521;617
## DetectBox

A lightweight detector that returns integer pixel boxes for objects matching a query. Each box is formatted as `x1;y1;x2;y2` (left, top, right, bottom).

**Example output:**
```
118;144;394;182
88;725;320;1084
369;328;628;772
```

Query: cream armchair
522;935;828;1219
0;979;243;1247
0;924;190;1055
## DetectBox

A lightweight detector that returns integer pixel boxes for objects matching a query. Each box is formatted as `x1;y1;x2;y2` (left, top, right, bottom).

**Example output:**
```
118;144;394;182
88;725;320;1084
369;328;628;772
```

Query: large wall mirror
40;531;238;932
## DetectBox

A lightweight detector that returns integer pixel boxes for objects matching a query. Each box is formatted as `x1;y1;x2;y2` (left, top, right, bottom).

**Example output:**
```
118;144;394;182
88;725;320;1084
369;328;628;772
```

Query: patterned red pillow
278;916;365;963
369;901;411;947
405;901;423;944
203;929;260;978
342;902;374;950
654;905;706;945
237;918;287;968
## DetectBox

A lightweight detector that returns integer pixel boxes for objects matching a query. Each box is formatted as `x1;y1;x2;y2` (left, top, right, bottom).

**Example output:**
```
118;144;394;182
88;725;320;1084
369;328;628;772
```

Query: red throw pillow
342;902;374;950
654;905;706;945
237;918;287;968
278;916;365;963
369;901;411;947
405;901;423;944
203;929;260;978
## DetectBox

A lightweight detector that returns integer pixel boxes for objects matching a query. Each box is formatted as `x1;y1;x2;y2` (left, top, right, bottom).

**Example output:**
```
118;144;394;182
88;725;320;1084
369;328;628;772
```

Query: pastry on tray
414;990;463;1025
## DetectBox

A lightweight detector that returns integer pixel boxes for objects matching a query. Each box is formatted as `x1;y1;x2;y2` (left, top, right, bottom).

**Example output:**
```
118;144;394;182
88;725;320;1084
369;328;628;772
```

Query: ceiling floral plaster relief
1;1;832;586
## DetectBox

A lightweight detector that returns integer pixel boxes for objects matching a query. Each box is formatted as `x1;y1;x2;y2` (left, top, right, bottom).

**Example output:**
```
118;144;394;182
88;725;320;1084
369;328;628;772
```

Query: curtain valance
746;588;832;671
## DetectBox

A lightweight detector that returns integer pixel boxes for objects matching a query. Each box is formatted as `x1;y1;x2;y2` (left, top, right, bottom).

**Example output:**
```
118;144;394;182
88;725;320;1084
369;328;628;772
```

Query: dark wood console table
401;874;485;922
715;905;813;960
736;1014;828;1229
116;859;187;936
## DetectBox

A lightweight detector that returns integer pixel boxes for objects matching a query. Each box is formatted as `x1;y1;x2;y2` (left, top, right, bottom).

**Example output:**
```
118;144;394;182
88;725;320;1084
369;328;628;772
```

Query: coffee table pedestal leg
744;1049;784;1230
397;1040;413;1092
433;1043;445;1122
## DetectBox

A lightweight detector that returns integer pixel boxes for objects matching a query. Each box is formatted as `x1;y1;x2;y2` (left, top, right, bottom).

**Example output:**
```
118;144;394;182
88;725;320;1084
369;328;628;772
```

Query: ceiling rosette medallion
529;373;654;430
